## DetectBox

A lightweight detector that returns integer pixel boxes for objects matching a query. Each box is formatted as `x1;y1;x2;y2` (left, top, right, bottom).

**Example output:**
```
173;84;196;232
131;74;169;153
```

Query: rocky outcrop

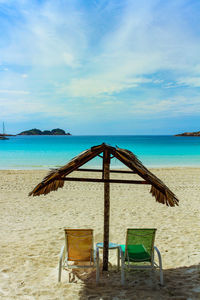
18;128;71;135
175;131;200;136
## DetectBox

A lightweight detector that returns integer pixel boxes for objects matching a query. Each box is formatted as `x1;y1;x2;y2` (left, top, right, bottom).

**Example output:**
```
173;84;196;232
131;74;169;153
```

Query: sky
0;0;200;135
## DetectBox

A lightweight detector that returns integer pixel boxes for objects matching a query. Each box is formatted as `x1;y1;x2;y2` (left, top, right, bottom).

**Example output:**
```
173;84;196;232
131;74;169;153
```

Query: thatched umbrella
29;143;179;271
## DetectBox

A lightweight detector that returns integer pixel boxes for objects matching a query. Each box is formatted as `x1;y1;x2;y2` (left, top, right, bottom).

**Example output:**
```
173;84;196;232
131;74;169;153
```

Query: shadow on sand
66;263;200;300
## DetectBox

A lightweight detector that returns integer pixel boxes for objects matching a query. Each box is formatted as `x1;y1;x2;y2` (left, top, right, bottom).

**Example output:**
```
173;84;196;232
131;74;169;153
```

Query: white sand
0;168;199;299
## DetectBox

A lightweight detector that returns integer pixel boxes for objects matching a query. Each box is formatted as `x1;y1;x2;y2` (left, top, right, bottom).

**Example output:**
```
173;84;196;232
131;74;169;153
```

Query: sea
0;135;200;170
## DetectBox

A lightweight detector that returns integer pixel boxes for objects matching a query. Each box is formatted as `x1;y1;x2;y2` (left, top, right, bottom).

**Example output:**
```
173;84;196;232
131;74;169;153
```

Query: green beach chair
120;228;163;285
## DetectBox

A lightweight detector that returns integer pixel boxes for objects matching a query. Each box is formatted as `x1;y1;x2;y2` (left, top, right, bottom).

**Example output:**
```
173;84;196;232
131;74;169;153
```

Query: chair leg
154;246;164;285
58;245;65;282
159;267;164;285
96;247;100;284
117;247;120;271
119;247;125;285
58;258;62;282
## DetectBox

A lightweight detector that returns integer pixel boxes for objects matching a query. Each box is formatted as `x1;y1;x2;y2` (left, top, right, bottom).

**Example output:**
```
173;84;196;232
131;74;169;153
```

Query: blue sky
0;0;200;135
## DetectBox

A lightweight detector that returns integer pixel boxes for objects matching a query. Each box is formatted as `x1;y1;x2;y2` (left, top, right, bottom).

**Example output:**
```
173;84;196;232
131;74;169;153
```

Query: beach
0;168;199;299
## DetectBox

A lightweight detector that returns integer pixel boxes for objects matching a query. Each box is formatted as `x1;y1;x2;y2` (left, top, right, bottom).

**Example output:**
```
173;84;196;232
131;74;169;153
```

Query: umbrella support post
103;149;110;271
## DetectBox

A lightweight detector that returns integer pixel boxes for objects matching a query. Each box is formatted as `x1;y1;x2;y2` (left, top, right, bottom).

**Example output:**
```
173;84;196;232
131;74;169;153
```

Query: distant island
18;128;71;136
175;131;200;136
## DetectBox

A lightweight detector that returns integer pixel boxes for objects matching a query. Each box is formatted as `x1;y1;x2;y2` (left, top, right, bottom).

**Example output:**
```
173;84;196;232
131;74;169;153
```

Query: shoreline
1;165;200;170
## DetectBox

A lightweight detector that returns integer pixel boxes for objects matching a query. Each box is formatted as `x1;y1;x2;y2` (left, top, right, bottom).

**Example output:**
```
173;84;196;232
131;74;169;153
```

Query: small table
96;242;120;270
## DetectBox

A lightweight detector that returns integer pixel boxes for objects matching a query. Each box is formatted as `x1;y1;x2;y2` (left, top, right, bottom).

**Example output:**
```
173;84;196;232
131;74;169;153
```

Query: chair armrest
119;246;123;258
93;248;97;263
58;245;65;282
154;246;164;285
154;246;162;265
59;245;65;262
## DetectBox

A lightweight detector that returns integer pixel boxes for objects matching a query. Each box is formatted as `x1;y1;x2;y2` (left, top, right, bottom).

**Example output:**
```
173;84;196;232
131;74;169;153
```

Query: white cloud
0;0;200;127
63;52;78;68
0;96;74;121
178;77;200;87
0;1;87;68
49;0;200;97
153;79;163;84
62;76;150;97
129;96;200;116
0;89;29;94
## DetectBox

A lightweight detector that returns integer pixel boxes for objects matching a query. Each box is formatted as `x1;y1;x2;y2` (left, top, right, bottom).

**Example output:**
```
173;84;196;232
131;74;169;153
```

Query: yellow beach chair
58;229;98;282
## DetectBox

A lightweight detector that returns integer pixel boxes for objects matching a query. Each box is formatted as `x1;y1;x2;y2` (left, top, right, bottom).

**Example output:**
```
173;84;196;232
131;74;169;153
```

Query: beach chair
120;228;163;285
58;229;98;282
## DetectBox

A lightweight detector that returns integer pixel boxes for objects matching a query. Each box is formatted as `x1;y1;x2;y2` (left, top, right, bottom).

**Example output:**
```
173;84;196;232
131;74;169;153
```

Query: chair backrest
64;229;94;262
125;228;156;262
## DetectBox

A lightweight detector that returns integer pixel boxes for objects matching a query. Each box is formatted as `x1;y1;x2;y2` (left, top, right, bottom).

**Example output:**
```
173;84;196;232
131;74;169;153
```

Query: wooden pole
103;149;110;271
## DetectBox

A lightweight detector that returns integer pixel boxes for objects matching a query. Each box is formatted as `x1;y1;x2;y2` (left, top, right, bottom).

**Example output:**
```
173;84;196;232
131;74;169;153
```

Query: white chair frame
58;230;99;283
120;245;163;285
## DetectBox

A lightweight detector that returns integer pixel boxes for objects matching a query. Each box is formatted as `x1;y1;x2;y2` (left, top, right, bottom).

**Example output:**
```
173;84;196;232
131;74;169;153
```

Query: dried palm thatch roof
29;143;179;207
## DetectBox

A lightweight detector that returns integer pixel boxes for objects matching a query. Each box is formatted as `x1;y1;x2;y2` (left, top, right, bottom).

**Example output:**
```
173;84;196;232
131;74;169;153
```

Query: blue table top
96;242;119;249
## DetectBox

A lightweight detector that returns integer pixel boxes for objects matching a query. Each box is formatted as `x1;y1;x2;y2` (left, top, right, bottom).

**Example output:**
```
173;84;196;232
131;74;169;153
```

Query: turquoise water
0;135;200;169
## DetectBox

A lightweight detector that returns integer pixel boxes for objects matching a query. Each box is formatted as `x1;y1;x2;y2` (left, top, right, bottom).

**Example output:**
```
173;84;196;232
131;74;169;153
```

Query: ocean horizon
0;135;200;170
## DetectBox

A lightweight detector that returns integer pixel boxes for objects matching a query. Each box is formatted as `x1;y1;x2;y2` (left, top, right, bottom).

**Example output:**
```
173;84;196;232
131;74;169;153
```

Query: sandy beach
0;168;199;299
